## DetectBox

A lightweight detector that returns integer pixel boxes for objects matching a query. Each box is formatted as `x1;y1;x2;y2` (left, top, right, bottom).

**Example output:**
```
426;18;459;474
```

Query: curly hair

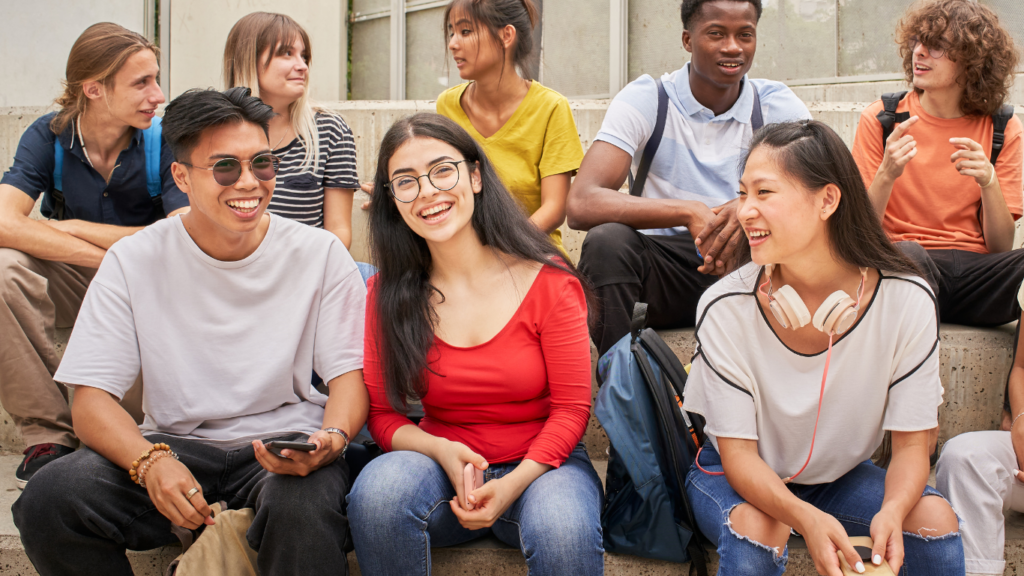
896;0;1019;117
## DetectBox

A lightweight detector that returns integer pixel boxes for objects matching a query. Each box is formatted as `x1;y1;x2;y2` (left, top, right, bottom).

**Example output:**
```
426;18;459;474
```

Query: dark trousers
12;433;350;576
578;223;717;357
896;241;1024;325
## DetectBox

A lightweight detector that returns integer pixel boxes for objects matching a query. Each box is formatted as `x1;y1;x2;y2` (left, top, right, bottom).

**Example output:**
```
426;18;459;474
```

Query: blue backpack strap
142;116;162;201
50;137;68;220
52;138;64;192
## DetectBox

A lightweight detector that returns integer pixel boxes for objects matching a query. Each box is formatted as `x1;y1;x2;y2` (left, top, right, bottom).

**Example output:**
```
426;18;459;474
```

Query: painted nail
873;554;882;565
855;562;865;573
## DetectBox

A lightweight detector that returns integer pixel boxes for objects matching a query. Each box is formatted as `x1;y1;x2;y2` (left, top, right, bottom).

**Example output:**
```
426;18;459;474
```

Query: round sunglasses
180;154;280;187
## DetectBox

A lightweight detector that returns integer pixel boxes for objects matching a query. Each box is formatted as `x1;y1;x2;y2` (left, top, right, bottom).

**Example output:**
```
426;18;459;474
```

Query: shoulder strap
990;104;1015;165
51;138;67;221
142;117;163;201
629;78;668;198
630;302;649;343
750;82;763;132
876;91;910;147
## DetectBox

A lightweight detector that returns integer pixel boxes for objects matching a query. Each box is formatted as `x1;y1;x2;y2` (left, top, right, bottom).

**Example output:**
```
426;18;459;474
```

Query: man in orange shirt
852;0;1024;328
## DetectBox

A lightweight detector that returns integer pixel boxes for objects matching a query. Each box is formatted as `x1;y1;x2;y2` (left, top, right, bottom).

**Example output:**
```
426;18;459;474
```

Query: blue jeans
347;443;604;575
685;443;964;576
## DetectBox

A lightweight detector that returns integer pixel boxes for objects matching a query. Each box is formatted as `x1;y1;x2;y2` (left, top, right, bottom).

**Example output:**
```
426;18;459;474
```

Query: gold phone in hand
838;537;895;575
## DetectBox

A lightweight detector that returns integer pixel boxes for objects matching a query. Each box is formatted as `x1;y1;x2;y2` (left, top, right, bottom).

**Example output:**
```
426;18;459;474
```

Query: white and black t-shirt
268;111;359;228
682;263;942;485
55;214;366;442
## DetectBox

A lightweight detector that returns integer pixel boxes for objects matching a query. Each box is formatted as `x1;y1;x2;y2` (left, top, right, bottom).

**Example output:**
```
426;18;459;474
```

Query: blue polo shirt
1;112;189;224
595;63;811;235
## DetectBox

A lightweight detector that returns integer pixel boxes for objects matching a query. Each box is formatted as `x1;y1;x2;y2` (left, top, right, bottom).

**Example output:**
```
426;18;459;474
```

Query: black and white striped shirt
268;112;359;228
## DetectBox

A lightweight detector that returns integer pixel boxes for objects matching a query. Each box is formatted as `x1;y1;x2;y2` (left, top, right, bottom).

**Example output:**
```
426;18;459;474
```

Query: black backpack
876;91;1015;165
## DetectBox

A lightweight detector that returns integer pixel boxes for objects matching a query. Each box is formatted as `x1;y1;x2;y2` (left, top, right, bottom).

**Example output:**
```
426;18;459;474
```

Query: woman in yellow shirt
437;0;584;254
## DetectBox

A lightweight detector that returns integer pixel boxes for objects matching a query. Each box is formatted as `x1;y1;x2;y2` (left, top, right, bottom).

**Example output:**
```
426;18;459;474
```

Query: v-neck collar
455;80;537;142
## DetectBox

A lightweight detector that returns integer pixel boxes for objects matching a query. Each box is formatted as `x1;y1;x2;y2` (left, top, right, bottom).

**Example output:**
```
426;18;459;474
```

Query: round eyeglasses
910;36;947;60
386;160;471;203
180;154;280;187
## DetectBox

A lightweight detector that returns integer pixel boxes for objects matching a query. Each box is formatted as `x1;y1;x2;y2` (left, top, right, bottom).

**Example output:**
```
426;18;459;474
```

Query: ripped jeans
685;443;965;576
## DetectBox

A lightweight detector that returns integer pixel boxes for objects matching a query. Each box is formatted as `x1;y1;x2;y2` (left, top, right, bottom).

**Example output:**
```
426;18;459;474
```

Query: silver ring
185;487;199;500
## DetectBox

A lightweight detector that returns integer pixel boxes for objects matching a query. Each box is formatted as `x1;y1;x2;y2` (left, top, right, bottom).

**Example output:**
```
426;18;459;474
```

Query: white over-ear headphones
760;264;868;336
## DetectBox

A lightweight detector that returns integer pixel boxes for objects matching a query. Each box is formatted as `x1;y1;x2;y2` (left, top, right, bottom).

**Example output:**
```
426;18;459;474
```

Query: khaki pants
0;248;142;449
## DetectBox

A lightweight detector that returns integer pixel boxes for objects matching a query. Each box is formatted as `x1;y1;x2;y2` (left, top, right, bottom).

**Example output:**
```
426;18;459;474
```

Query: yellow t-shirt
436;81;584;252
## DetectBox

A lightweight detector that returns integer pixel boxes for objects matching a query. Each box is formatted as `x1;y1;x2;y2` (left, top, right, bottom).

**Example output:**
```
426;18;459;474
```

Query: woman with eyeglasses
223;12;360;249
346;113;603;576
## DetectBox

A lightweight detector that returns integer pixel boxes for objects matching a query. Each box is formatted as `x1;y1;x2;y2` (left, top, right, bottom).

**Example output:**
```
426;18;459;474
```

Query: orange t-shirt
851;91;1023;254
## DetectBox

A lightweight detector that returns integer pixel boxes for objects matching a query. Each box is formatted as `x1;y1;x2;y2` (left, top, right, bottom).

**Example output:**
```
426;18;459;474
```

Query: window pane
541;0;609;97
352;17;391;100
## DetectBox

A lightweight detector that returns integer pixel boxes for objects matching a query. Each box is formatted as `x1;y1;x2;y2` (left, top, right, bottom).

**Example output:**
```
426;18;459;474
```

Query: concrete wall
166;0;346;101
0;0;147;107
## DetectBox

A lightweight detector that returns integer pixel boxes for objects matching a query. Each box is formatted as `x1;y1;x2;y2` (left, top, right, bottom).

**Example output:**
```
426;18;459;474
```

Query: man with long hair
0;23;190;487
852;0;1024;328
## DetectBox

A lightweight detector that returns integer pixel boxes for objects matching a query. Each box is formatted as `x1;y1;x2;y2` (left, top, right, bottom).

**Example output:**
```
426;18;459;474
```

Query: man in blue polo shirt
565;0;810;356
0;23;189;487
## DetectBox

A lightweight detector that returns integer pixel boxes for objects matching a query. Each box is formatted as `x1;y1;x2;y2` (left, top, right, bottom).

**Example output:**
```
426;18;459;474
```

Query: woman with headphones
682;121;964;576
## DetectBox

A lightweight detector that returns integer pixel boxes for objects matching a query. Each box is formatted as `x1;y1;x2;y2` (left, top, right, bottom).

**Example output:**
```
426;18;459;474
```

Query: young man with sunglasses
0;24;191;488
13;87;367;576
851;0;1024;330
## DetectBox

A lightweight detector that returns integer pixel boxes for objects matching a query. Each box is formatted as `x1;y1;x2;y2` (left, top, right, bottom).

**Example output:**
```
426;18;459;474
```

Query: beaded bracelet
137;451;176;488
129;443;178;486
1012;412;1024;432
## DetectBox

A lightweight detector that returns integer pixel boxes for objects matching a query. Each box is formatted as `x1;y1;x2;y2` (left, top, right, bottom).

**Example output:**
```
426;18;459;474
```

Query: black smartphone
264;441;317;458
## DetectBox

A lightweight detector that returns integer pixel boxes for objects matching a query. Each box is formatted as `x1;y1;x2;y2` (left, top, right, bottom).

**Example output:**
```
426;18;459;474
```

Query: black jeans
13;433;350;576
896;241;1024;325
578;223;717;357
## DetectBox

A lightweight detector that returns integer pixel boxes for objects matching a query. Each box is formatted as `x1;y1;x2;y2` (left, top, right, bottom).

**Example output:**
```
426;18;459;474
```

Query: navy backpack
595;303;709;575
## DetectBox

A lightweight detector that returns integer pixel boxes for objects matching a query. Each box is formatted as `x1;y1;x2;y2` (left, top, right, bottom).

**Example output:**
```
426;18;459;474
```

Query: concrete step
1;456;1022;575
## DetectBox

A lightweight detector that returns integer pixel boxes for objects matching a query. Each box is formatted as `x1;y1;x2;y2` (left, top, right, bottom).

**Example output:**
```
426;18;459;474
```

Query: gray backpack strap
629;78;669;197
750;82;763;131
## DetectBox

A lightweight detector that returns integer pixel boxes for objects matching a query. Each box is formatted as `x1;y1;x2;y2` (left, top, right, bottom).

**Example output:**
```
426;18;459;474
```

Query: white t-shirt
55;214;366;442
682;263;942;485
594;63;811;236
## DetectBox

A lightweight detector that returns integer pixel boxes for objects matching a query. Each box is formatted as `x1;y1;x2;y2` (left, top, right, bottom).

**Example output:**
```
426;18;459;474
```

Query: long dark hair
369;113;594;412
745;121;918;275
443;0;539;81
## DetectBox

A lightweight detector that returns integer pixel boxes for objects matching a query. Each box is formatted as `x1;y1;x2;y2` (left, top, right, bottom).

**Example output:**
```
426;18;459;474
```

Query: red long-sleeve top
364;265;592;468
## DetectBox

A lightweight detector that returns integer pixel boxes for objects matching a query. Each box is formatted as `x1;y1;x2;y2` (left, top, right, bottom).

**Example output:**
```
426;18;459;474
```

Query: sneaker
16;443;75;490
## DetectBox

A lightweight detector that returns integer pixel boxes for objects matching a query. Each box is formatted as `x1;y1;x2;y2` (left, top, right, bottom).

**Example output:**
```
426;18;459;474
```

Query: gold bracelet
129;443;177;485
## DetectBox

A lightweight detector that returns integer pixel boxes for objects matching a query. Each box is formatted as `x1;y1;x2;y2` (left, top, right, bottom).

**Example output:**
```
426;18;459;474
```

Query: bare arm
718;438;863;576
72;385;215;529
868;429;932;574
949;137;1015;253
530;173;570;234
43;206;190;251
867;117;920;219
323;187;355;249
0;184;106;267
565;141;712;232
1008;311;1024;479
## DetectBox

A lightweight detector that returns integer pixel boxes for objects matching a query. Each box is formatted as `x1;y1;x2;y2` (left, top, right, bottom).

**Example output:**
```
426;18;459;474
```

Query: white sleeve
683;300;759;441
53;254;140;400
593;74;659;157
312;241;367;382
883;285;942;432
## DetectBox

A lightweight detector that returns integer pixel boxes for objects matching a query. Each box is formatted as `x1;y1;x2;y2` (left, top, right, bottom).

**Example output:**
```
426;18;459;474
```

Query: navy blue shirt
1;112;189;225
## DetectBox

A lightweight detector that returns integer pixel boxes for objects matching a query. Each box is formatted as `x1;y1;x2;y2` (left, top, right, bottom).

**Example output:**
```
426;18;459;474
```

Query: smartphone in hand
264;441;317;459
463;463;485;510
838;537;895;575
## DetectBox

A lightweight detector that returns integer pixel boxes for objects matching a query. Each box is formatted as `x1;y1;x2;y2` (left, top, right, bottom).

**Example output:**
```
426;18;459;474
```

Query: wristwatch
323;427;350;456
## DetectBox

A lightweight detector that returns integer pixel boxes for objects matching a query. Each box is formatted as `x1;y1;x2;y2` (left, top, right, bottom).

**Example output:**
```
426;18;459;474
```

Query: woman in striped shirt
223;12;360;247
